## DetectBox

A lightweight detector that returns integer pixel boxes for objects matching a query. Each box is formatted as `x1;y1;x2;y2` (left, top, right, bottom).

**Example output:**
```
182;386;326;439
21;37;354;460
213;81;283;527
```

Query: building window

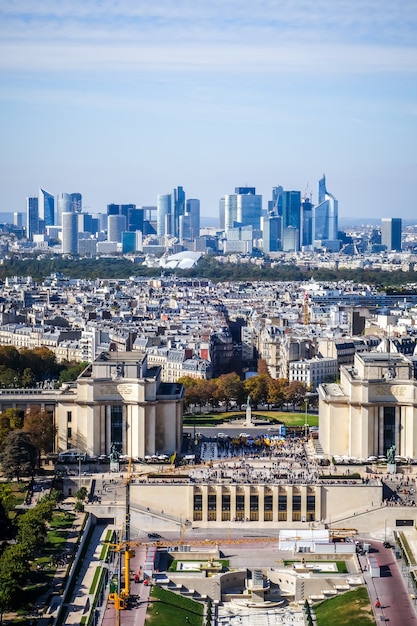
208;494;216;521
222;494;230;521
67;427;72;440
67;411;72;422
292;494;301;522
250;495;259;521
111;405;123;450
307;495;316;522
236;494;245;521
383;406;396;454
278;495;287;521
193;493;202;521
264;494;273;522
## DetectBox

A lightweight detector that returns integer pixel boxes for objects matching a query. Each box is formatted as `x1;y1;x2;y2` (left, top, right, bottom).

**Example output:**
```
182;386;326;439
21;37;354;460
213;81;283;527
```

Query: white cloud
1;40;416;76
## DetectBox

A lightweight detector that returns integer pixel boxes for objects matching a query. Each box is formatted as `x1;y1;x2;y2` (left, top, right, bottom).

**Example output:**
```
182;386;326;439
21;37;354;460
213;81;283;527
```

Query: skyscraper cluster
23;176;402;256
222;175;340;254
25;186;201;256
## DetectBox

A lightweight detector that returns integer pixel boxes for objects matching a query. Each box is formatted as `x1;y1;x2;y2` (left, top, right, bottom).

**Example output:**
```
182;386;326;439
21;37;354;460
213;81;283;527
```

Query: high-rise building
107;203;120;216
13;212;23;228
262;215;282;253
172;186;185;238
107;214;126;243
39;188;54;227
281;191;301;251
70;193;82;213
224;187;262;233
219;198;225;231
56;193;72;226
127;207;143;232
185;199;200;239
157;194;172;237
224;194;238;232
312;175;339;247
26;197;39;239
107;204;142;232
61;212;78;254
301;197;313;247
268;186;284;216
381;218;402;252
236;188;262;231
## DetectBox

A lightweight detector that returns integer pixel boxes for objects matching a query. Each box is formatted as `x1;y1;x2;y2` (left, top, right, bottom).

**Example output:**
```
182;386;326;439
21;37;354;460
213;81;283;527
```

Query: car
217;432;227;438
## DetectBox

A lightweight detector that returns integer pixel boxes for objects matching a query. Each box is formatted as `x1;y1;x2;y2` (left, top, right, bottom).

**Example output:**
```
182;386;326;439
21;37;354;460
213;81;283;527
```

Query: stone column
258;488;265;524
272;485;279;522
216;486;222;522
287;487;293;523
244;486;251;521
301;486;307;522
230;485;237;522
378;406;384;456
201;485;208;523
395;406;401;453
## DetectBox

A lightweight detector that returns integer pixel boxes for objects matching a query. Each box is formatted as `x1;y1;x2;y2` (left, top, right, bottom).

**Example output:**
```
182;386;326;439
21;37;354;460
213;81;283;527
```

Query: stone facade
319;352;417;459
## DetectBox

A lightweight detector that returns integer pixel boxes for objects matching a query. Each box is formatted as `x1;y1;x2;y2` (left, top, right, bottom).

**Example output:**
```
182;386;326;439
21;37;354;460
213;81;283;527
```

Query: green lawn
146;585;204;625
183;411;318;427
315;587;375;626
283;560;348;573
168;558;229;572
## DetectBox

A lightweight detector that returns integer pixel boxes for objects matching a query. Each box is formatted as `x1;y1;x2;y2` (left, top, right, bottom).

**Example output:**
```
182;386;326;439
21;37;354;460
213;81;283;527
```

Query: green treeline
1;254;417;288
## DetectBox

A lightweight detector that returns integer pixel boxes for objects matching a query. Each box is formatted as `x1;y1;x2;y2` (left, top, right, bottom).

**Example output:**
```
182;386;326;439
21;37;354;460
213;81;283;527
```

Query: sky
0;1;416;221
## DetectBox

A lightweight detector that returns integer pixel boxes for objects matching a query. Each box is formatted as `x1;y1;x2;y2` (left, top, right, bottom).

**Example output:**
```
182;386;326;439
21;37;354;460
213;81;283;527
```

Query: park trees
215;372;246;410
0;409;24;446
267;378;287;409
284;380;308;410
244;374;270;408
0;431;37;482
23;407;55;461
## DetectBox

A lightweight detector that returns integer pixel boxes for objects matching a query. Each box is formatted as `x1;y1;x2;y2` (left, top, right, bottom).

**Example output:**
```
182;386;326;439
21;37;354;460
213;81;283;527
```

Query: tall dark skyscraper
313;175;339;246
172;186;185;238
26;196;39;239
70;193;82;212
281;190;301;251
301;197;313;247
39;188;54;227
184;199;200;239
224;187;262;232
381;218;402;252
263;215;282;252
268;186;284;216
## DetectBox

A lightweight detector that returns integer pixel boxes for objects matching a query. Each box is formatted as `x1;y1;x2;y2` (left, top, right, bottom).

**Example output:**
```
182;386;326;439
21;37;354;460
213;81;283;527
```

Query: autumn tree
178;376;199;411
244;374;269;408
215;373;245;410
0;409;24;445
284;381;308;410
267;378;288;409
257;359;270;376
0;346;21;372
23;408;55;463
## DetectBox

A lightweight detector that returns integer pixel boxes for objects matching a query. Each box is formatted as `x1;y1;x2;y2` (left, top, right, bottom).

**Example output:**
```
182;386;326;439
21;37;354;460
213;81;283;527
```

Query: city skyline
1;1;416;218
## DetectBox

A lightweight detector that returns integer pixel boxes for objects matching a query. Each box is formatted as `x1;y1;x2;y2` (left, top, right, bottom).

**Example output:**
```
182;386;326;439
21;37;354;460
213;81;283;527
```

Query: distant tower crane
303;292;310;325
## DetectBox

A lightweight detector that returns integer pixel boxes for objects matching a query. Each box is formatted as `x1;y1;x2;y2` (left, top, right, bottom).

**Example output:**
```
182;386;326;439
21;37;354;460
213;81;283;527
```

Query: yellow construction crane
107;457;135;621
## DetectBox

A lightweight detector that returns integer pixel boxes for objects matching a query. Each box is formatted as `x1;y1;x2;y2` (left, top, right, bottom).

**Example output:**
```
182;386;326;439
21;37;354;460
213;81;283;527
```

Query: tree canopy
0;430;37;481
